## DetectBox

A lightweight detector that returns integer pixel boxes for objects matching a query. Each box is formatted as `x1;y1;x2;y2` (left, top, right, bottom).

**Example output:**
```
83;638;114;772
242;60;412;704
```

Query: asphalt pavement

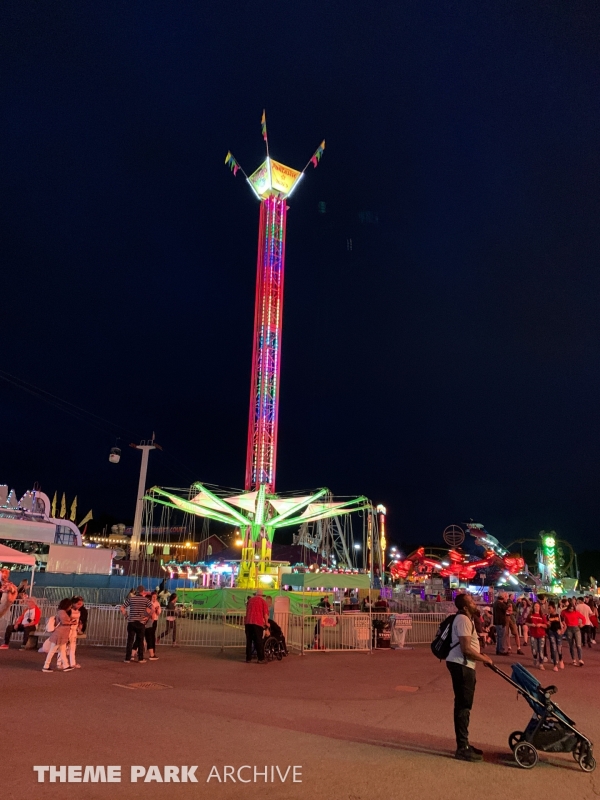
3;641;600;800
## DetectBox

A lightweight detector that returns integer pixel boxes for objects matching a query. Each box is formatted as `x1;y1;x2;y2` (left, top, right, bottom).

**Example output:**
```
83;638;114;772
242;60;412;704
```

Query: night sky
2;2;600;553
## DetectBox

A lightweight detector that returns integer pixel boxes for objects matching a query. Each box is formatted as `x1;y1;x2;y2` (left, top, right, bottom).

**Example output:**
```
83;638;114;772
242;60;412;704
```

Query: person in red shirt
244;590;269;664
528;602;548;670
0;596;41;649
561;599;586;666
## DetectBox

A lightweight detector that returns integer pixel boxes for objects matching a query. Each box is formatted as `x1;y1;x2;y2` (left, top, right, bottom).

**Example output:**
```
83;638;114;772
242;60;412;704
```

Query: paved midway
4;643;600;800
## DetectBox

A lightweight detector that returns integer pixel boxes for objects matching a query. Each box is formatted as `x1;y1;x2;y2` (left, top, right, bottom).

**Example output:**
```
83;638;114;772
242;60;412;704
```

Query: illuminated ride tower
146;114;370;590
230;114;326;585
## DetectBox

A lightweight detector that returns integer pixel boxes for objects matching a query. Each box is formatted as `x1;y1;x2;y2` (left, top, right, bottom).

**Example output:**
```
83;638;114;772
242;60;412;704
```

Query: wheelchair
263;634;287;661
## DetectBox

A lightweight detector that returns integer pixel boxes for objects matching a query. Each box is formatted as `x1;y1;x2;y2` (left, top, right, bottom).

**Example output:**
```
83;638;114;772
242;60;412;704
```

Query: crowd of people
0;581;181;669
481;592;598;670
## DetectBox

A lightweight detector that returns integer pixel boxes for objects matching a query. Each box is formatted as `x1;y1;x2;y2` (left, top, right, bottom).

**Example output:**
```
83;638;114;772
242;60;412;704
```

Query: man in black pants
446;593;493;761
120;585;153;663
244;589;269;663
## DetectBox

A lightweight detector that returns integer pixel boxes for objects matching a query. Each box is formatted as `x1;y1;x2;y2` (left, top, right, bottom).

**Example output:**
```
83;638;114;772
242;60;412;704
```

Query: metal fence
0;601;444;652
31;587;130;605
371;611;446;645
287;613;372;652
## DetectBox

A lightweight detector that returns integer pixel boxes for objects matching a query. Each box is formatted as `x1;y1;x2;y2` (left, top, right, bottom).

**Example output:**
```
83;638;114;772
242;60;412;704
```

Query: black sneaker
455;747;483;762
469;745;483;755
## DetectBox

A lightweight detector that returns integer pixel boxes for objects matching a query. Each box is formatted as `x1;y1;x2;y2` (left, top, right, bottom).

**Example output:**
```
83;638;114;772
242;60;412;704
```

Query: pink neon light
245;196;287;492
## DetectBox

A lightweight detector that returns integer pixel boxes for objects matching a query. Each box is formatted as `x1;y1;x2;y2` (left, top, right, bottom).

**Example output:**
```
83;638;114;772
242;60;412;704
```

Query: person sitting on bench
0;597;41;649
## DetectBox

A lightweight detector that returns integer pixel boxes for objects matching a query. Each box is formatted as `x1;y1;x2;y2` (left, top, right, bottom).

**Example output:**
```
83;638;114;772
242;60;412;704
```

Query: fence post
369;590;373;654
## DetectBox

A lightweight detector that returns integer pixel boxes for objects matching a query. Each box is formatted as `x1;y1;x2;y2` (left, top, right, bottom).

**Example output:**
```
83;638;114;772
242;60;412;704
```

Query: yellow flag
70;495;78;521
51;492;57;518
60;493;67;519
78;510;93;528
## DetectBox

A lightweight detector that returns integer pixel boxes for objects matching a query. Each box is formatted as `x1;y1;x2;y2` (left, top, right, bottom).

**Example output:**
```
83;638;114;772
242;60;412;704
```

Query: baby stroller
488;662;595;771
263;619;288;662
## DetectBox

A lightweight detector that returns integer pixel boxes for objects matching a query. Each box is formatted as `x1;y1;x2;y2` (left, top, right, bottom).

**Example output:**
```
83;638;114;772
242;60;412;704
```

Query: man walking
493;592;508;655
576;597;593;648
120;585;153;663
446;593;493;761
244;589;269;663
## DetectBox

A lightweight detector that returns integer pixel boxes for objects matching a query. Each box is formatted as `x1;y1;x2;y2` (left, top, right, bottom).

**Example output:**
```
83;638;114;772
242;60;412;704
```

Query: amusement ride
144;112;381;588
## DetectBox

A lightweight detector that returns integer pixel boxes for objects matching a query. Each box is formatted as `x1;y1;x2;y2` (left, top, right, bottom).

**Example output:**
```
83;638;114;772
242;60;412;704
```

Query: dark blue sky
2;2;600;552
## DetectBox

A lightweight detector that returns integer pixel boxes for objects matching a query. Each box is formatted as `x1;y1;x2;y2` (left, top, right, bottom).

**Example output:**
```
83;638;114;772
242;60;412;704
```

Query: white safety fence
0;602;445;652
286;613;372;652
32;587;130;605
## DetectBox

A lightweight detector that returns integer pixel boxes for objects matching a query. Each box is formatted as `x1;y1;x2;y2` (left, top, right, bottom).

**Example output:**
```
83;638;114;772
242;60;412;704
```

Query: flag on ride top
70;495;77;521
310;140;325;168
261;109;267;141
224;151;240;176
78;509;93;528
51;491;57;518
60;492;67;518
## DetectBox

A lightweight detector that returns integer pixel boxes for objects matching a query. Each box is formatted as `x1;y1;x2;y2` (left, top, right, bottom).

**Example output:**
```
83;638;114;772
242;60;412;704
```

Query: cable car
109;447;121;464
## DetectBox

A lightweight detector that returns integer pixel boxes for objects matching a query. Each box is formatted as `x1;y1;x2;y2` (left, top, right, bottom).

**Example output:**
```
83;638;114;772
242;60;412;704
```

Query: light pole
129;434;161;561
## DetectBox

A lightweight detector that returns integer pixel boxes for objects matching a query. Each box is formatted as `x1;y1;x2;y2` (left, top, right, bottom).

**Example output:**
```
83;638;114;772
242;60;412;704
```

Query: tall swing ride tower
148;113;373;589
239;116;323;494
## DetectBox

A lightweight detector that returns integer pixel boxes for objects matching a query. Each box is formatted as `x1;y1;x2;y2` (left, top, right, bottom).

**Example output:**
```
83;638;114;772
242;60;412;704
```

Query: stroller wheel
277;652;283;661
579;745;596;773
514;742;538;769
508;731;524;751
580;755;596;773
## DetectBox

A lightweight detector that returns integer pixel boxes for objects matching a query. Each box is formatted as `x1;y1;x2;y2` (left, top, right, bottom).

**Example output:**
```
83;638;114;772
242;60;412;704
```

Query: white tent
0;543;36;594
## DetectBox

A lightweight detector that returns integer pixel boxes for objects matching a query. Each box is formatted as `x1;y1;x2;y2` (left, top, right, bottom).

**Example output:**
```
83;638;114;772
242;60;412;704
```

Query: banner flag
310;140;326;168
70;495;77;521
261;109;267;141
224;151;240;176
78;509;93;528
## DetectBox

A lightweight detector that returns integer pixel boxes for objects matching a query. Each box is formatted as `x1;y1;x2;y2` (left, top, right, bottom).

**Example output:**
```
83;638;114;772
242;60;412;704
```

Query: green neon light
190;482;250;527
267;487;329;527
277;498;371;528
147;494;240;527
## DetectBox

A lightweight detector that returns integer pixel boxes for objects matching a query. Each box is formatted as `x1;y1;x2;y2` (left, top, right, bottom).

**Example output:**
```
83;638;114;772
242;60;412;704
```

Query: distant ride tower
224;112;326;583
145;121;371;590
245;180;288;494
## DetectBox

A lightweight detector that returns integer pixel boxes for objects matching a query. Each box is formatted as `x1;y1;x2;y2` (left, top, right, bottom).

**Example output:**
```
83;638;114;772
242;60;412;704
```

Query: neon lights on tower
245;193;287;492
542;535;556;582
377;504;387;554
140;119;370;591
225;113;325;494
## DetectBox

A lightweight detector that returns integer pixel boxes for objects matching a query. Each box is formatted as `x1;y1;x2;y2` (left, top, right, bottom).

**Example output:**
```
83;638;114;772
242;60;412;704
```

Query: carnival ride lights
145;113;374;589
389;546;525;583
377;505;387;554
223;113;325;495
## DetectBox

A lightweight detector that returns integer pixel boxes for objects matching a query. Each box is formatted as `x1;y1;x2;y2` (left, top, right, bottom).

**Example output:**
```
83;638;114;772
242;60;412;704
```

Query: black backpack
431;613;457;660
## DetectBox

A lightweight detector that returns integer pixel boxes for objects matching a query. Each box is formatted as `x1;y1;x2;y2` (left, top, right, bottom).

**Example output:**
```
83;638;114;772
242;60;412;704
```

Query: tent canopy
0;543;36;567
282;572;370;589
